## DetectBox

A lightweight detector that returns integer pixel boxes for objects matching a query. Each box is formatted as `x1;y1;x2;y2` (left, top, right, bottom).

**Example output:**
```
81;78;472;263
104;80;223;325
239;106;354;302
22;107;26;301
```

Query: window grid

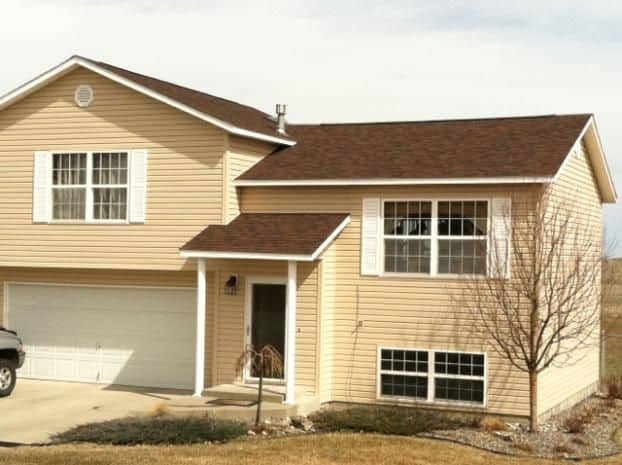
383;201;432;274
379;349;429;400
382;199;489;276
50;151;129;222
378;348;486;406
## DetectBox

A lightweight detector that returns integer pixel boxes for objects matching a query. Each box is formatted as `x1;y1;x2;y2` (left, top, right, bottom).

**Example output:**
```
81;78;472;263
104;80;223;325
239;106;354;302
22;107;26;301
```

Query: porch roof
180;213;350;261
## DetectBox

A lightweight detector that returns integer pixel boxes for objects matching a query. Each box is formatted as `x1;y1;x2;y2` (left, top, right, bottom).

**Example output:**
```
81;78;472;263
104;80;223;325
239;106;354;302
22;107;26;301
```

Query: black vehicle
0;327;26;397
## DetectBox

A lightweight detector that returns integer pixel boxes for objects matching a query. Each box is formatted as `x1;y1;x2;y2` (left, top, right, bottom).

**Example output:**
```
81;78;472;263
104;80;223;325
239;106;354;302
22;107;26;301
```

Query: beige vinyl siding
0;67;228;271
241;184;536;417
537;141;602;417
319;240;337;402
205;259;320;396
224;136;273;222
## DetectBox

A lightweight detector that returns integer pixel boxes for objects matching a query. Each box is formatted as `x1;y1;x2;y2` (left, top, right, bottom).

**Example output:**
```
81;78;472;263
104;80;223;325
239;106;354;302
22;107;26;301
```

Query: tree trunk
529;370;538;432
255;371;263;427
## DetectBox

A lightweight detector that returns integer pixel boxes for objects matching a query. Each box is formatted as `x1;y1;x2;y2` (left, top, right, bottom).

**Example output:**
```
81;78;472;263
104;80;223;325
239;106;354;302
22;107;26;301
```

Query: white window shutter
489;197;512;279
361;198;381;276
129;149;148;223
33;151;51;223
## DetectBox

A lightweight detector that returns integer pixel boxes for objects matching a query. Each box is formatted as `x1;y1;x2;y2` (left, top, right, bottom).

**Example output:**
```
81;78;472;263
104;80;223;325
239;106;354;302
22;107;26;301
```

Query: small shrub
480;416;506;432
553;443;576;454
605;396;618;409
606;376;622;399
52;416;248;445
310;406;457;435
563;408;594;434
512;442;534;453
146;401;169;417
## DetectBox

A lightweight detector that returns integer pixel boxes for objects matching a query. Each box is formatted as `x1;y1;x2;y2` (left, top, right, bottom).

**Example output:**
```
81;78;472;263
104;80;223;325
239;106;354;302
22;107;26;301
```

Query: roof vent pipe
276;104;287;134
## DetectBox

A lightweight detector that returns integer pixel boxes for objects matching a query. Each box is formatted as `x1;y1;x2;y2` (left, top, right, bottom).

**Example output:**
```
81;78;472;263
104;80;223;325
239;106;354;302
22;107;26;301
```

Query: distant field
603;258;622;376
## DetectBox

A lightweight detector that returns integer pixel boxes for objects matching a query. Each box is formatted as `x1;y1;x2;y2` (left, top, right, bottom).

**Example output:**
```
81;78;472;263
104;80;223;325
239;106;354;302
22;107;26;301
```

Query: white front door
7;283;196;389
245;279;286;382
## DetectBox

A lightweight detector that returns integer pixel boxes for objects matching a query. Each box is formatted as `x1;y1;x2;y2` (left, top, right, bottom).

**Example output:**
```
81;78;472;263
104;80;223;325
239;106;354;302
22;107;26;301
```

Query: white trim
46;150;131;224
194;258;207;397
285;260;297;404
180;215;351;261
379;198;490;278
552;116;617;203
0;56;295;147
234;176;552;187
243;276;287;385
376;346;488;408
310;216;351;260
181;251;314;261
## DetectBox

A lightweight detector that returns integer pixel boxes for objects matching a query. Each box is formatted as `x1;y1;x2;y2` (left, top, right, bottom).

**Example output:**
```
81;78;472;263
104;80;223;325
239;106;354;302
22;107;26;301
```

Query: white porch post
194;258;207;397
285;260;297;404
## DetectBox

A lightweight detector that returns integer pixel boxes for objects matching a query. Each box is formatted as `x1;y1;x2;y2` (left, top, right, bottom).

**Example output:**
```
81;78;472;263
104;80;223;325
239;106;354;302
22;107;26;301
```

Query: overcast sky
2;0;621;254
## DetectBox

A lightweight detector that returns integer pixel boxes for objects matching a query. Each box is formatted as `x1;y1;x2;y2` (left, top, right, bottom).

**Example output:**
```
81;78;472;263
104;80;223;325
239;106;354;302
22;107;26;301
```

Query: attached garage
5;283;196;390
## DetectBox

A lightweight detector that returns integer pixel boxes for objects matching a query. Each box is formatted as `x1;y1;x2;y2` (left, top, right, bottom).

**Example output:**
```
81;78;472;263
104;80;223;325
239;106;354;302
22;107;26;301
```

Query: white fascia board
553;116;617;203
180;215;351;262
180;250;315;261
310;215;351;260
0;57;80;109
0;56;295;147
234;176;553;187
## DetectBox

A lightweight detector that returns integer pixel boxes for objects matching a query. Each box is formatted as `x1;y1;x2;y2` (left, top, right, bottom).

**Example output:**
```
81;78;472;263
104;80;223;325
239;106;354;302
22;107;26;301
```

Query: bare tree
236;344;283;427
464;189;601;432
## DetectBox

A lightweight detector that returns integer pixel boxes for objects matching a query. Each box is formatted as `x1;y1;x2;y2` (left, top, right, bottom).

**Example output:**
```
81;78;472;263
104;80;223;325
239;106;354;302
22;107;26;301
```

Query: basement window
378;347;486;406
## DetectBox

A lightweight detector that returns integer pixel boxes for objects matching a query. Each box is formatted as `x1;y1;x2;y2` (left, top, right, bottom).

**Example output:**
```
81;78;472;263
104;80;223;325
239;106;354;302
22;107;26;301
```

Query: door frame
244;276;287;384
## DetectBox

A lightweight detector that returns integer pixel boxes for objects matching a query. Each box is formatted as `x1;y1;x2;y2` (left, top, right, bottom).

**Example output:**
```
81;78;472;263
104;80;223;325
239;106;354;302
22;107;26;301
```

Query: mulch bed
422;396;622;460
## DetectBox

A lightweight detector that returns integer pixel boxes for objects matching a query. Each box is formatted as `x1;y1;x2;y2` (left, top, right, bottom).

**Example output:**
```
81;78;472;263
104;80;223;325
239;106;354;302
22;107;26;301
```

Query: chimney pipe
276;104;287;134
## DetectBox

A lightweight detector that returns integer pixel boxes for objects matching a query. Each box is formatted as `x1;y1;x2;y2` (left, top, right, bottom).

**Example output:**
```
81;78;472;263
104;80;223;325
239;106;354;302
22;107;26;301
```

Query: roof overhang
0;56;295;147
553;115;617;203
234;176;553;187
180;215;351;261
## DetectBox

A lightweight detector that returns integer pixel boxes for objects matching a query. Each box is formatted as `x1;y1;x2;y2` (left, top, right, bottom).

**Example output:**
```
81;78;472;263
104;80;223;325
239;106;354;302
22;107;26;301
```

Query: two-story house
0;56;616;420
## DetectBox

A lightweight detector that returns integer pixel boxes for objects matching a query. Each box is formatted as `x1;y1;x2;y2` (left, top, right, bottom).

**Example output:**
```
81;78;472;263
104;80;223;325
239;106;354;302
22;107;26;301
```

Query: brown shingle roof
237;114;591;181
79;57;293;142
181;213;349;256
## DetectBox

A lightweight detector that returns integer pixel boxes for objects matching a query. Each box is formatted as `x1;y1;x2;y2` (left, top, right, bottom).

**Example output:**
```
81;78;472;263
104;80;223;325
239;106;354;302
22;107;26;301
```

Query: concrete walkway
0;379;292;445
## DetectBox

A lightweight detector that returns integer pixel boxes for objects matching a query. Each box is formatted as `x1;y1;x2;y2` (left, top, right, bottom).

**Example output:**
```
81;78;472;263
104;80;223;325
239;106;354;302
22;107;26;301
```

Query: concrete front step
204;383;287;403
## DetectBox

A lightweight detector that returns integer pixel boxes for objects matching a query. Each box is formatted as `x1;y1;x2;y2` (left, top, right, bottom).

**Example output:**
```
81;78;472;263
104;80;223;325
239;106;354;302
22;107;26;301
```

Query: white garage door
7;283;196;390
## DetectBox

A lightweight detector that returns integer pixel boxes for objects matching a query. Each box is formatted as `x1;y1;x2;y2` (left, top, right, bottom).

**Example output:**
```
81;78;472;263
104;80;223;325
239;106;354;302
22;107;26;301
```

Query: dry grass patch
480;417;506;432
2;434;622;465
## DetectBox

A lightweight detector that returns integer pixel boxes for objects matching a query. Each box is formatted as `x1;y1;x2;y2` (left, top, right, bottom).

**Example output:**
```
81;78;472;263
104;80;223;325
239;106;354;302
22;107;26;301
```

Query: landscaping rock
423;395;622;460
494;431;513;442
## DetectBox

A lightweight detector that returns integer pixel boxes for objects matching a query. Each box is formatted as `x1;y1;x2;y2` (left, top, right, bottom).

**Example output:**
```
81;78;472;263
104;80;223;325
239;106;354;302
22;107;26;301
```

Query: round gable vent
74;85;94;108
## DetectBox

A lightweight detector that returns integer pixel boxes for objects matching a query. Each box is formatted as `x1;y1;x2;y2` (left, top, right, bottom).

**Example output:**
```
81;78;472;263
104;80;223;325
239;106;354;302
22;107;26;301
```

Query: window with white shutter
33;151;52;223
32;150;147;224
361;198;381;275
129;149;147;223
367;198;502;278
489;197;512;279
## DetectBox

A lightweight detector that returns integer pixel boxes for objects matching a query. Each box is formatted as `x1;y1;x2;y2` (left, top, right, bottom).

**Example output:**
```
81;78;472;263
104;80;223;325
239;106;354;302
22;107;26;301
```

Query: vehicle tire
0;359;16;397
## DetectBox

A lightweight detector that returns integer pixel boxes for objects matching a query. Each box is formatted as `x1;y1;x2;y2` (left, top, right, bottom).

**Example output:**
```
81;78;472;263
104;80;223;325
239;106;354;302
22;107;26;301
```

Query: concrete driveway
0;379;199;445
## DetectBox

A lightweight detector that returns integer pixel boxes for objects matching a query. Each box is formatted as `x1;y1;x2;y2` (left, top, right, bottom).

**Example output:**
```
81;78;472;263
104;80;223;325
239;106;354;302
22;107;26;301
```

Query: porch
179;213;350;407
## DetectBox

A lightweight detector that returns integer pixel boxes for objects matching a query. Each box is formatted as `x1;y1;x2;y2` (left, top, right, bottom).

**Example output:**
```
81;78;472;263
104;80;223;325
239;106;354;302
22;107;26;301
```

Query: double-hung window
382;200;488;276
383;201;432;273
51;151;129;222
378;347;486;405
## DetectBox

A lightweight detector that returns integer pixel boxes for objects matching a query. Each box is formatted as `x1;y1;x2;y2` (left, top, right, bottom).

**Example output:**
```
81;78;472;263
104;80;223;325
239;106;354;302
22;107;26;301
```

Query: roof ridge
76;55;274;120
288;113;592;128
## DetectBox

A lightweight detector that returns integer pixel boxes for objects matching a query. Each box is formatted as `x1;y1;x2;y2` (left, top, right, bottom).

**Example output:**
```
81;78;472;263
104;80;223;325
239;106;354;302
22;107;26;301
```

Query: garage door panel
8;283;196;389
